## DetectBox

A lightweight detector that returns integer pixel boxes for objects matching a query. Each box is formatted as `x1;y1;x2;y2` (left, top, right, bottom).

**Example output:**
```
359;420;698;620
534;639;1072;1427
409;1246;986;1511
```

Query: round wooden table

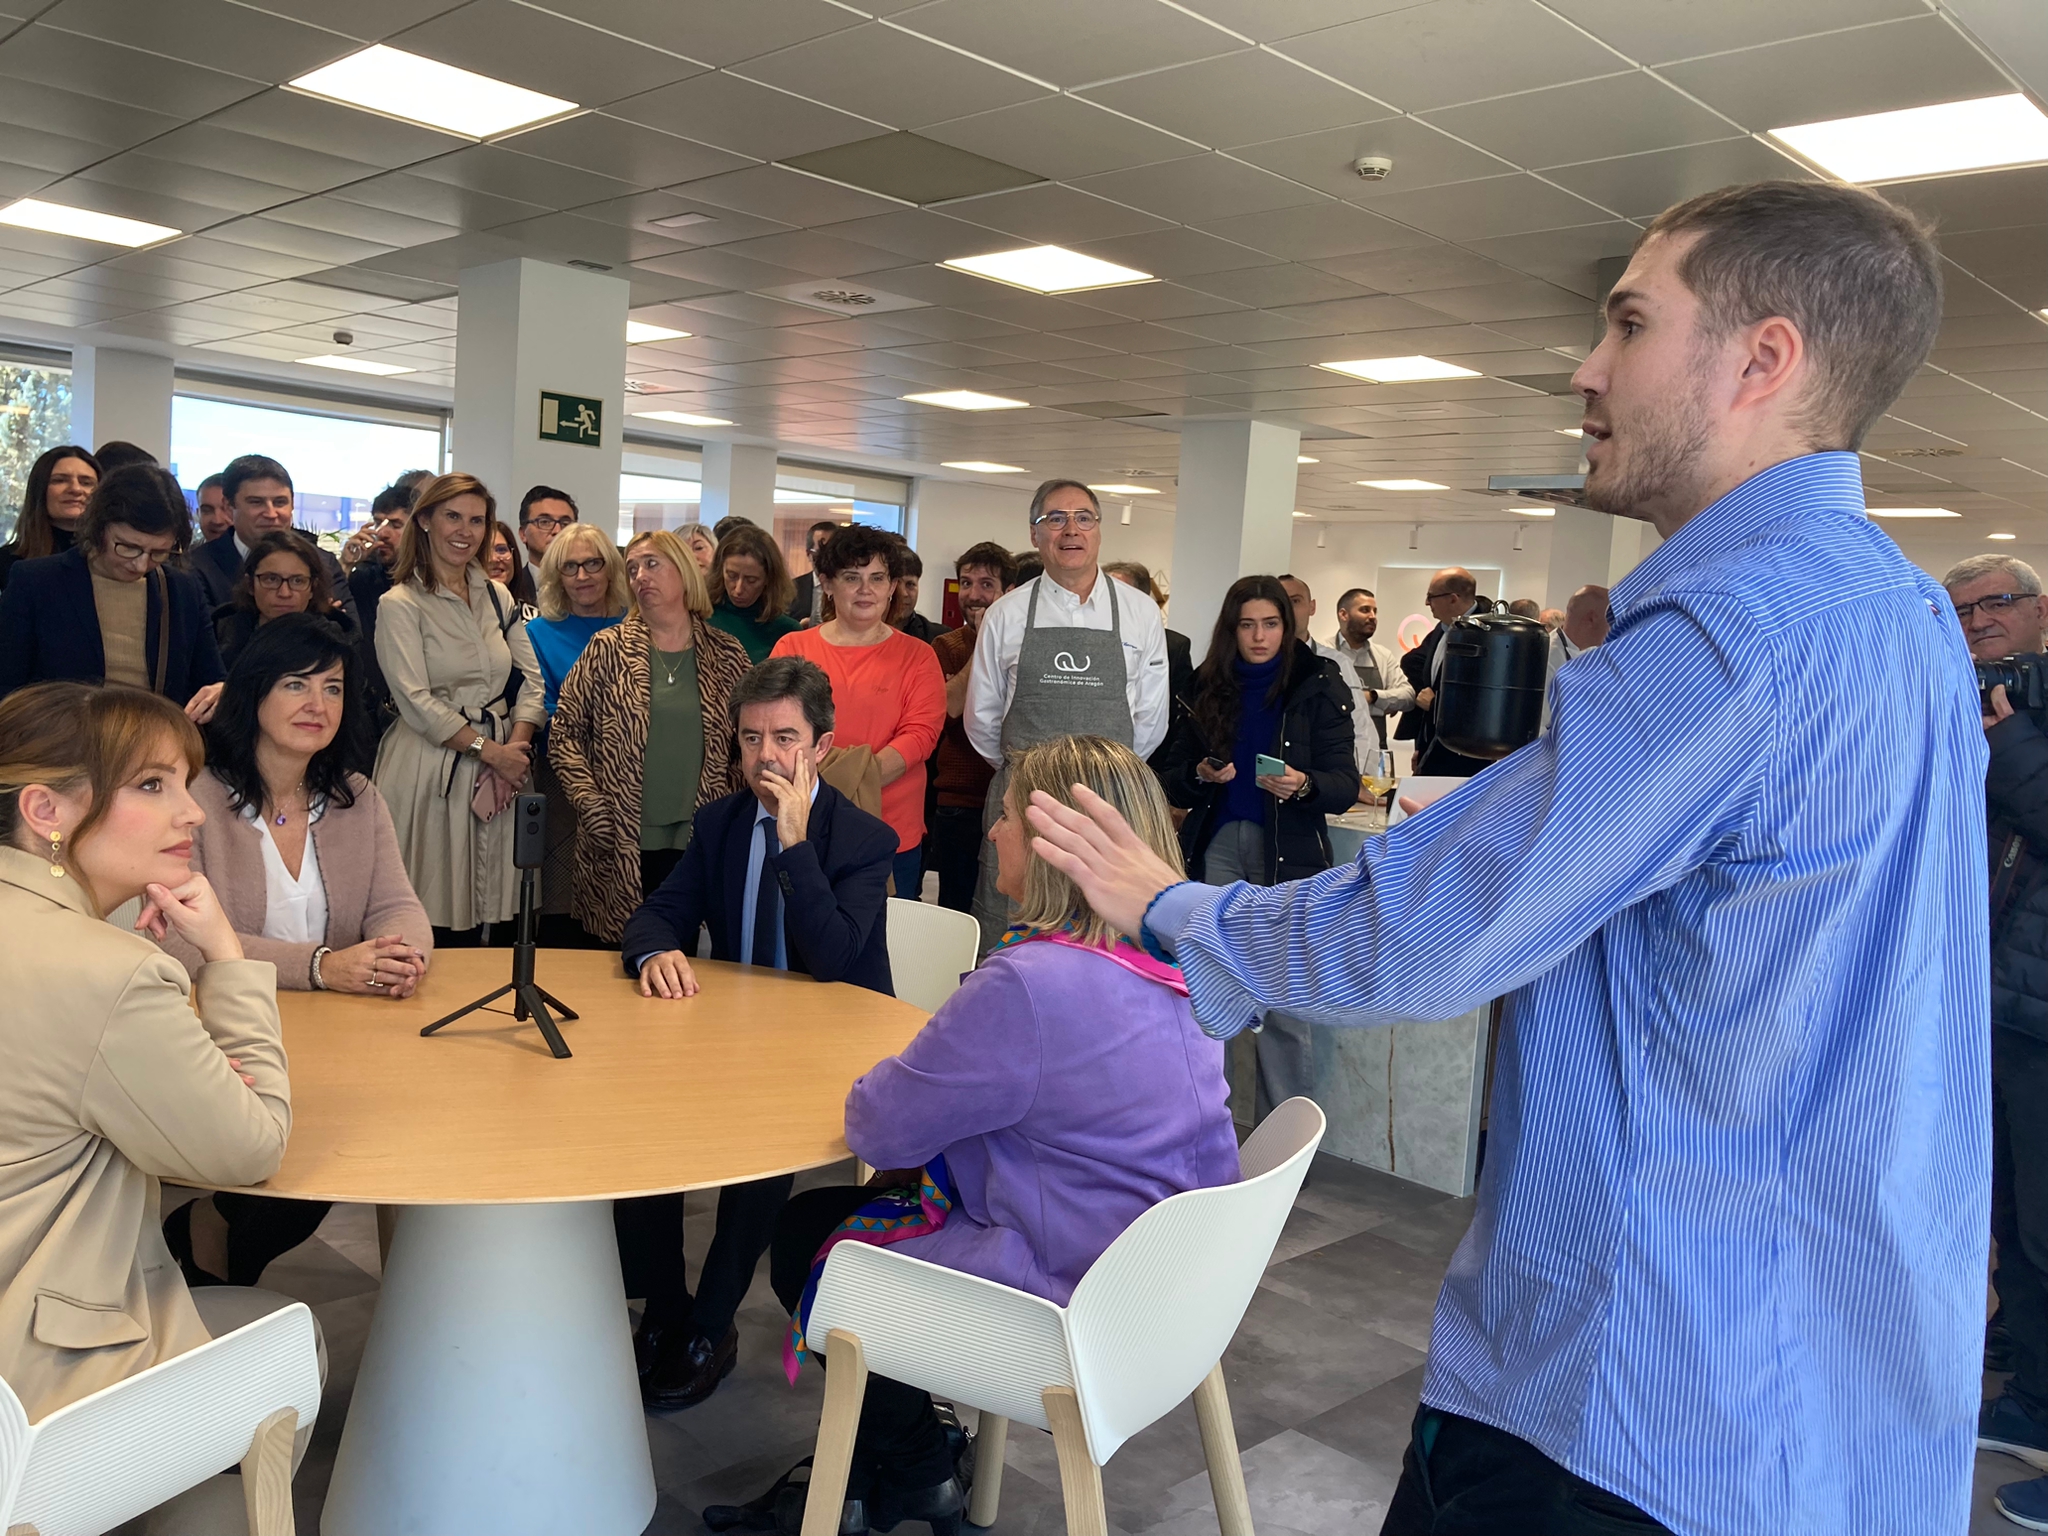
241;949;925;1536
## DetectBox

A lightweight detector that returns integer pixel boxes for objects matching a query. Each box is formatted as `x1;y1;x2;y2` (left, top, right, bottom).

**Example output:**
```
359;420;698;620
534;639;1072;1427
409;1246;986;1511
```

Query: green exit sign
539;391;603;446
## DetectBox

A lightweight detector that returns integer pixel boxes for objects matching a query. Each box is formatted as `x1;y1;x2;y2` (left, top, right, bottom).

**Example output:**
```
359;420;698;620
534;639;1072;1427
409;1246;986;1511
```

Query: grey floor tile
1258;1229;1449;1354
1291;1153;1461;1232
1361;1199;1476;1267
1293;1365;1426;1483
1220;1287;1426;1430
1134;1428;1399;1536
1266;1199;1386;1266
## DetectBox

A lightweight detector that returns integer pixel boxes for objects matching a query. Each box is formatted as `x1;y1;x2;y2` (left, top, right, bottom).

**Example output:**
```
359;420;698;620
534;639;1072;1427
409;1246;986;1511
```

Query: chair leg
1192;1364;1253;1536
803;1329;869;1536
241;1407;299;1536
967;1413;1007;1527
376;1204;398;1268
1041;1387;1106;1536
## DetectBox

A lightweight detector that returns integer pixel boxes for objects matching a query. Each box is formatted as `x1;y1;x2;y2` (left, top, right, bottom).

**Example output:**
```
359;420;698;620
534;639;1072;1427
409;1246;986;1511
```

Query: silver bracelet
310;946;331;991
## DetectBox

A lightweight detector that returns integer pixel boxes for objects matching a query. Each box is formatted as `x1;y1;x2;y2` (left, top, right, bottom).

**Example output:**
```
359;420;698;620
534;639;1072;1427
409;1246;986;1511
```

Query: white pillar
454;258;628;532
1544;507;1611;611
70;346;173;462
1170;419;1300;663
699;441;776;529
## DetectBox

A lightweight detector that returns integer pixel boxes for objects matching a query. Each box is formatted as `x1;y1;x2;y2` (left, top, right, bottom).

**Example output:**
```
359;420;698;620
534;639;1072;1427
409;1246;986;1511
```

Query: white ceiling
0;0;2042;533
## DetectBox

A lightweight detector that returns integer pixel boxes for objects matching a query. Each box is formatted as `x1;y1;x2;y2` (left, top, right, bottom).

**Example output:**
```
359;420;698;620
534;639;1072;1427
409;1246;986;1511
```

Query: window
0;359;73;545
613;448;909;567
170;394;444;539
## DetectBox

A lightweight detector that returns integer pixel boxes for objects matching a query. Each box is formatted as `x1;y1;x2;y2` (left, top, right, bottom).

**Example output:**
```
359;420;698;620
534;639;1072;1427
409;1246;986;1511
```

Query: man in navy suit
618;655;896;1409
191;454;358;628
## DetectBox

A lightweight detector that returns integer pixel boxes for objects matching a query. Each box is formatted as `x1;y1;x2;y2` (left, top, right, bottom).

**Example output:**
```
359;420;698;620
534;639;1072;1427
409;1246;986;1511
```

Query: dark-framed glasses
559;556;608;577
255;571;312;592
1031;508;1100;531
1955;593;2034;621
109;538;173;567
527;514;575;533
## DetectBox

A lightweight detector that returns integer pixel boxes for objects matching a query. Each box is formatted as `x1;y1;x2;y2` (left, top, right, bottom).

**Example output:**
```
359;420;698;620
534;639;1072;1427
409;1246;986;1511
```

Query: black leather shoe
631;1315;666;1381
703;1457;868;1536
869;1476;964;1536
642;1326;737;1410
162;1200;227;1288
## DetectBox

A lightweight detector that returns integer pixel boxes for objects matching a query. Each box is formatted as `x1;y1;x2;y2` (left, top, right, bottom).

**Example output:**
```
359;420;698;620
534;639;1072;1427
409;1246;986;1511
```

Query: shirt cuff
1146;881;1223;959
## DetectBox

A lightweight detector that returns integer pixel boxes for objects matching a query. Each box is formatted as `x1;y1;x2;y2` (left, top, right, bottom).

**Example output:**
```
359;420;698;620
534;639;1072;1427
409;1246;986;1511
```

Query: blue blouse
526;612;622;716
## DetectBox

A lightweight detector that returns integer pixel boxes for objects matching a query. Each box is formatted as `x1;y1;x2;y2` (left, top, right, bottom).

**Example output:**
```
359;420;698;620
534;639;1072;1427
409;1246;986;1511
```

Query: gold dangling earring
48;831;64;878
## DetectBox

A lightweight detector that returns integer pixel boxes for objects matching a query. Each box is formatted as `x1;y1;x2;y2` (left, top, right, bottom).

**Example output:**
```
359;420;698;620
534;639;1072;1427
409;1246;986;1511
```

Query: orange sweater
771;626;947;852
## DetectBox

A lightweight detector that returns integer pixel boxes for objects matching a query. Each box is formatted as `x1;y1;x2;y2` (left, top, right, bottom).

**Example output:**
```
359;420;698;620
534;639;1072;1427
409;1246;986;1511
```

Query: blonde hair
625;529;712;619
537;523;629;621
392;471;495;594
0;683;203;912
1005;734;1184;947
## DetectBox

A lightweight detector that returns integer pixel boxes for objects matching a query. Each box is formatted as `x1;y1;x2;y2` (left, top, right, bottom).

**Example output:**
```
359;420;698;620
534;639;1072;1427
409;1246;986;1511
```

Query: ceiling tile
1539;0;1926;66
898;0;1241;89
75;151;304;219
923;96;1200;182
408;146;644;208
476;210;691;265
1163;0;1424;43
710;229;908;278
606;72;883;163
205;215;398;266
35;0;354;79
0;77;182;151
1055;281;1246;324
1421;72;1737;172
224;0;468;42
30;174;238;237
1072;155;1326;225
263;195;461;249
1400;277;1592;323
1078;48;1386;149
803;209;1002;263
1462;220;1642;297
392;0;705;106
1279;0;1627;114
0;23;262;117
1355;173;1613;242
0;120;115;177
325;170;551;231
632;244;816;293
1940;228;2048;305
1071;226;1279;281
1882;166;2048;238
166;234;334;279
141;122;388;194
663;164;904;226
1178;264;1377;309
496;113;753;188
1230;118;1516;204
1657;15;2011;131
1263;292;1465;333
1194;200;1417;262
209;90;468;169
1543;137;1814;221
1149;308;1333;345
947;183;1173;247
1307;241;1521;293
733;22;1048;130
524;0;862;68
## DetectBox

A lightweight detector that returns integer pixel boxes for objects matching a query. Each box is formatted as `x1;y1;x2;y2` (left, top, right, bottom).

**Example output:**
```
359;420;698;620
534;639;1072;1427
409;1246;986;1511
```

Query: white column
1170;419;1300;663
699;441;776;528
454;258;628;530
1544;507;1611;611
70;346;173;462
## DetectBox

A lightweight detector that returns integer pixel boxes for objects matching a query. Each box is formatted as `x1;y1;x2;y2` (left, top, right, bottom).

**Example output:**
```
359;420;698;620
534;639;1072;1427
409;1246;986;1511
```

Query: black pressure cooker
1433;612;1550;761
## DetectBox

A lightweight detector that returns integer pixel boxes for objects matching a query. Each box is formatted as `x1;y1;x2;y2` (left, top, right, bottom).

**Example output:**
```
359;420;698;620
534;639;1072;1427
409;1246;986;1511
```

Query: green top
640;643;704;851
709;596;801;665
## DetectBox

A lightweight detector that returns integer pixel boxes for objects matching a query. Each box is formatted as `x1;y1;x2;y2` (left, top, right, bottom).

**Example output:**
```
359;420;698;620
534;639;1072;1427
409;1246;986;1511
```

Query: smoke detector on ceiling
1352;156;1393;181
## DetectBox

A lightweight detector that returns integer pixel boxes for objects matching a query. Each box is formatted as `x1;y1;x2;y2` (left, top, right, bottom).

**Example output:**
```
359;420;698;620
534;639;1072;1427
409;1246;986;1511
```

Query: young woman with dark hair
707;521;799;663
0;463;224;719
214;529;348;669
157;613;432;1290
0;442;98;589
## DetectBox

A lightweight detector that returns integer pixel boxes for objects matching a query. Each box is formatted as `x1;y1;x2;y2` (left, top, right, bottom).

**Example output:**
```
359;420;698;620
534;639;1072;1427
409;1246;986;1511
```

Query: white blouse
248;803;328;945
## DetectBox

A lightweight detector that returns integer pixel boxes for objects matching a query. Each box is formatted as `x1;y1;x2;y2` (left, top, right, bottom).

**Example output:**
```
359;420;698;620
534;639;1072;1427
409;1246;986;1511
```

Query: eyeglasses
109;538;173;567
1425;589;1459;602
254;571;312;592
559;557;608;577
1955;593;2035;621
1031;508;1100;531
526;514;575;533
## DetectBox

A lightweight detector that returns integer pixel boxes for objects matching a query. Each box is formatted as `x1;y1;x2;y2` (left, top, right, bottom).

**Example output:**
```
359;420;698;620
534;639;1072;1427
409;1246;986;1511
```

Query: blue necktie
752;821;781;968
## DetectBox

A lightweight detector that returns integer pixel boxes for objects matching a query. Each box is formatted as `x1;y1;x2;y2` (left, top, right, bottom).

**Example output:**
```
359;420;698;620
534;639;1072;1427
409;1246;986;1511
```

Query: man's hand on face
760;745;817;849
1987;683;2015;733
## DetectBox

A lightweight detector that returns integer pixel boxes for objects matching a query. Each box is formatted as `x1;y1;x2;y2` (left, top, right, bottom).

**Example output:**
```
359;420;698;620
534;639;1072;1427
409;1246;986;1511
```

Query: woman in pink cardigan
158;613;432;1287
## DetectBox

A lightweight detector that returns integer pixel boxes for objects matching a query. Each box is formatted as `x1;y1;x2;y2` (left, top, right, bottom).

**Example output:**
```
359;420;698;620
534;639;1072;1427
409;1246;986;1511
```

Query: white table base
321;1200;655;1536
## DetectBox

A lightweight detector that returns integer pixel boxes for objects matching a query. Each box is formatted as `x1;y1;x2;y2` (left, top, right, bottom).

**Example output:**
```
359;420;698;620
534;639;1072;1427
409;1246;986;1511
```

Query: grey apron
970;575;1134;951
1348;642;1388;748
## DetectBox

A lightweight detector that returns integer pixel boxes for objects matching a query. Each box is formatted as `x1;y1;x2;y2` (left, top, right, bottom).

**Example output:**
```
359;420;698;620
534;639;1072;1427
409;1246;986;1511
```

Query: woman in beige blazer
156;614;433;1289
0;681;290;1424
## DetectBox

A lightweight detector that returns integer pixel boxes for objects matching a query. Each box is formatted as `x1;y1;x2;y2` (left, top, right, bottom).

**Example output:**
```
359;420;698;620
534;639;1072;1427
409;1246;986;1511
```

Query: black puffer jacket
1160;641;1358;885
1989;711;2048;1041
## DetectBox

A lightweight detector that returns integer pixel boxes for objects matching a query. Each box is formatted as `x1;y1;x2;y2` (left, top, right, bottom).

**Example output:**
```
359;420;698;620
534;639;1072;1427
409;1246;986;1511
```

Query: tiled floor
217;1159;2023;1536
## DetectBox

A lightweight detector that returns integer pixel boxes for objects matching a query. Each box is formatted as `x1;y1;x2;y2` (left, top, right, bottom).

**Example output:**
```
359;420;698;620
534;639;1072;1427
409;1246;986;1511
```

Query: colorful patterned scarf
784;1157;958;1383
989;923;1191;995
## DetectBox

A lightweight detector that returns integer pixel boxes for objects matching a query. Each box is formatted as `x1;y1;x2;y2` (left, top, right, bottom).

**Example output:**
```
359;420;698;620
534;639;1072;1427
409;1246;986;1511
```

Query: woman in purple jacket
711;734;1239;1536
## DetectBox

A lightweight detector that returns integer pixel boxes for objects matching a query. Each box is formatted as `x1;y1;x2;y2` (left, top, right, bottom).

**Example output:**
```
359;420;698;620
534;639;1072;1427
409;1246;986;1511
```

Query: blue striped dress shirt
1148;453;1990;1534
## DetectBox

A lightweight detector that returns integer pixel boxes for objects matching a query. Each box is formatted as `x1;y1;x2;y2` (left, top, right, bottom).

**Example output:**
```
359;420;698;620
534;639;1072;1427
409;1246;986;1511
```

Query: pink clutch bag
471;765;522;822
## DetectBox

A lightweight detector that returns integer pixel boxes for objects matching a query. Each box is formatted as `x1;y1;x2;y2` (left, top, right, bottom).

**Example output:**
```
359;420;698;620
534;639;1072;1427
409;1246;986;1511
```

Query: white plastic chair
0;1301;322;1536
883;898;980;1016
800;1098;1326;1536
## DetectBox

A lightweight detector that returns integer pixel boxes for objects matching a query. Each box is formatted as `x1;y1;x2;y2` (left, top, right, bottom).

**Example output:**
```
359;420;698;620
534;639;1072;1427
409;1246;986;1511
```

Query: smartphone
1255;754;1286;778
1203;755;1229;771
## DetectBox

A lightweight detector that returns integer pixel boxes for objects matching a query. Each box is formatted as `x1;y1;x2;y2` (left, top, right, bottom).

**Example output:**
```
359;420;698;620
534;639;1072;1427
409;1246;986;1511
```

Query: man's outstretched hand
1024;785;1183;940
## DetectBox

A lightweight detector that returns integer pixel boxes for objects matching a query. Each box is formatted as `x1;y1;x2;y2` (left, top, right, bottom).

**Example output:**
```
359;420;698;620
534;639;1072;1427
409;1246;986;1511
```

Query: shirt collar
1609;451;1865;622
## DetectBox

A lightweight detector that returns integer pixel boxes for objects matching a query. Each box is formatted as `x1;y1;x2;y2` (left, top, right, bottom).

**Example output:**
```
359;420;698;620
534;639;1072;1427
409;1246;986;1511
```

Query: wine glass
1360;748;1397;806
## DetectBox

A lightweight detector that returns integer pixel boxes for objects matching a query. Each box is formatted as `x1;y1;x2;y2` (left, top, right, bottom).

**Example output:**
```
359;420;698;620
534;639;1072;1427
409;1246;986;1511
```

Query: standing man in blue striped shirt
1029;181;1984;1536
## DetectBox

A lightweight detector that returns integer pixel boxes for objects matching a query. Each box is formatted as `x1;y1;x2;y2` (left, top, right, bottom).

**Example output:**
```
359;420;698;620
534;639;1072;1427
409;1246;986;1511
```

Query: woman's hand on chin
140;874;244;964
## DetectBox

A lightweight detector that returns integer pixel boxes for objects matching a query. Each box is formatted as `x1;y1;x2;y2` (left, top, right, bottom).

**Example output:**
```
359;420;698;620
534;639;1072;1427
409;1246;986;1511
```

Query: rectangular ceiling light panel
626;320;692;343
1089;483;1161;495
1318;356;1481;383
1769;94;2048;183
631;409;734;427
942;246;1156;295
298;354;415;375
942;461;1027;473
902;390;1030;411
1359;479;1448;491
1865;507;1959;518
290;45;578;139
0;199;179;247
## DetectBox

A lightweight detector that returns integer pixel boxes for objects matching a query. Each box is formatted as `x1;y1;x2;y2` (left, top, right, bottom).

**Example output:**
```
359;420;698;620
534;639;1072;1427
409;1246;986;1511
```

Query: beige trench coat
372;566;547;930
0;846;290;1423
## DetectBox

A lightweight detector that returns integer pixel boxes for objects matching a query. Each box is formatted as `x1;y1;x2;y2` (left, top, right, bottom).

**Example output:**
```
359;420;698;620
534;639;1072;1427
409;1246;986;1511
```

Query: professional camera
1977;654;2048;718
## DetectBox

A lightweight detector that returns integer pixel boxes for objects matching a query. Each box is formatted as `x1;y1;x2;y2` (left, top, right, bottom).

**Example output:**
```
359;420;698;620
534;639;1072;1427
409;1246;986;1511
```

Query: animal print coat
548;613;751;943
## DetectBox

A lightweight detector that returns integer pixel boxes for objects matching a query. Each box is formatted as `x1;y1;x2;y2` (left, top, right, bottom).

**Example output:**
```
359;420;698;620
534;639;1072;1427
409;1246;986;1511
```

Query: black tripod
422;794;578;1058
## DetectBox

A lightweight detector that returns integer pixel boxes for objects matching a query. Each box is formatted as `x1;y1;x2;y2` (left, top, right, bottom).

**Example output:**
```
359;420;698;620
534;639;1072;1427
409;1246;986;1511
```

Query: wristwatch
464;736;487;761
